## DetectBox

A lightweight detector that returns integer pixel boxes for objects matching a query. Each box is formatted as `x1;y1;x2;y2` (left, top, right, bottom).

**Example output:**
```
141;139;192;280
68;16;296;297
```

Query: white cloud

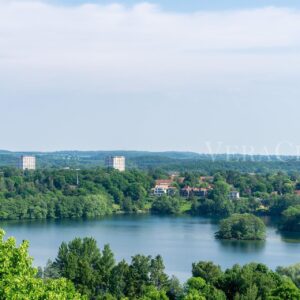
0;1;300;94
2;1;300;152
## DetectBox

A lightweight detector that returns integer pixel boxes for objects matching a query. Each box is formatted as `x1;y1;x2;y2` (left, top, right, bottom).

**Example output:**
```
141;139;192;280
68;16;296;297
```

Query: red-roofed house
155;179;173;187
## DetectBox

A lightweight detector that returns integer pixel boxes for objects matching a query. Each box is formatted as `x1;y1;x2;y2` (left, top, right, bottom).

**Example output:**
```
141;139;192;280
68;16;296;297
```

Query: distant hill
0;150;201;168
1;150;300;174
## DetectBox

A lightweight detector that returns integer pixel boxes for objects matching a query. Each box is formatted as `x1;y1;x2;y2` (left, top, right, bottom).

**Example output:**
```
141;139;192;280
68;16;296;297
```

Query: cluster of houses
151;176;240;200
152;175;240;200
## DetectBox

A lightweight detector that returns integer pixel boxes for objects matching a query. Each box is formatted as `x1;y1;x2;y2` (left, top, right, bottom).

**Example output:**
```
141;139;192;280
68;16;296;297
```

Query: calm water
1;214;300;281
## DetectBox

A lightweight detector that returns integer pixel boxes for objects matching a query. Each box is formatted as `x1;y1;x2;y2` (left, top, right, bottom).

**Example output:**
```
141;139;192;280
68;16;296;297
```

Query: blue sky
50;0;300;11
1;0;300;154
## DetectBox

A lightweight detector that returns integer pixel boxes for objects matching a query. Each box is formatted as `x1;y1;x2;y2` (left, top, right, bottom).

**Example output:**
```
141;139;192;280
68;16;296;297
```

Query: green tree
184;277;225;300
215;214;266;240
140;286;169;300
184;277;207;300
281;205;300;232
218;263;282;300
127;255;152;298
98;244;116;292
43;259;60;279
269;279;300;299
277;263;300;288
166;276;184;300
54;237;102;298
235;284;259;300
151;196;181;215
109;260;130;298
211;180;230;201
150;255;169;289
192;261;223;285
0;229;83;299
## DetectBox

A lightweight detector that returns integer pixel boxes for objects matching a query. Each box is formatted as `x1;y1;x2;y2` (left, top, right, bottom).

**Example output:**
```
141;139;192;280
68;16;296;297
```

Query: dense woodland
0;167;152;219
1;166;300;231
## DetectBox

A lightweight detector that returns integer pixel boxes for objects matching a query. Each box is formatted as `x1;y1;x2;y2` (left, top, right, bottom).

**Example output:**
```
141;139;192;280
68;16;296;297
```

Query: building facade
180;186;208;198
105;156;125;171
228;191;240;200
19;156;36;170
152;185;177;197
153;185;168;196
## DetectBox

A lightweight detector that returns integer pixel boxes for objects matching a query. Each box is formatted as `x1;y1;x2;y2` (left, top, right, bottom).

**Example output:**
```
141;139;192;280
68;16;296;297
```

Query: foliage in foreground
277;263;300;288
0;229;84;299
1;228;300;299
37;236;300;300
215;213;266;240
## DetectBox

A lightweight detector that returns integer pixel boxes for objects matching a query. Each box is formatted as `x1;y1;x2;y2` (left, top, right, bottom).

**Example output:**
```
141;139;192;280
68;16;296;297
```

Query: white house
153;185;168;196
228;191;240;200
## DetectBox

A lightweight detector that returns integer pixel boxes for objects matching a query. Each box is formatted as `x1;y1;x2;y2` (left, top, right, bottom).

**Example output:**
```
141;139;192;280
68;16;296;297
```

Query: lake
1;214;300;281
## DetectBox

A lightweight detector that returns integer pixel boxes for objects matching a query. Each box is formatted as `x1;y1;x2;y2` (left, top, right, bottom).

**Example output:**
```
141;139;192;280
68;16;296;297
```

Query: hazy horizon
3;147;300;158
1;0;300;154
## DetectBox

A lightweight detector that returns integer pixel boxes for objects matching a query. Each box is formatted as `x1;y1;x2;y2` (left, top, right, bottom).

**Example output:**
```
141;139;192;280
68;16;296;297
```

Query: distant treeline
2;150;300;173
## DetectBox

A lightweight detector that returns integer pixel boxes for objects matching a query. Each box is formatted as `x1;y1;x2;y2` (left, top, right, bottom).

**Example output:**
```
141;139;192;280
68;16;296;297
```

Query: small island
215;214;266;240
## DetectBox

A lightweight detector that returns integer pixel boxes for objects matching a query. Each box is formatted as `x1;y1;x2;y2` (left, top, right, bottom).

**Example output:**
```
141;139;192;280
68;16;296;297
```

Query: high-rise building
19;156;36;170
105;156;125;171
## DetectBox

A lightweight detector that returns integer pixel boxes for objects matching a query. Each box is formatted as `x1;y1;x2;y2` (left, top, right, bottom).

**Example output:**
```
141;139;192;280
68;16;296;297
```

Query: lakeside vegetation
1;166;300;233
0;167;152;219
280;205;300;232
2;229;300;299
215;214;266;240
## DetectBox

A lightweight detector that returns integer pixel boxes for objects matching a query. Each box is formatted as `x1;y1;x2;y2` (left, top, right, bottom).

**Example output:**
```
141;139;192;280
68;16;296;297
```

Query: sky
1;0;300;154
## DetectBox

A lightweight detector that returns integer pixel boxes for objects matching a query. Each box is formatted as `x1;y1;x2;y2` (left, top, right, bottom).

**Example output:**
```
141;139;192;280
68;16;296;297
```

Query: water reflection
217;239;266;253
1;215;300;281
254;216;300;244
278;231;300;243
260;216;280;228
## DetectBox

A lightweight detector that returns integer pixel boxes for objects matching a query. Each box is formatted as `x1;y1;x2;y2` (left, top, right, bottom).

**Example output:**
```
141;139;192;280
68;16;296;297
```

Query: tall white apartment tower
105;156;125;172
19;156;36;170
